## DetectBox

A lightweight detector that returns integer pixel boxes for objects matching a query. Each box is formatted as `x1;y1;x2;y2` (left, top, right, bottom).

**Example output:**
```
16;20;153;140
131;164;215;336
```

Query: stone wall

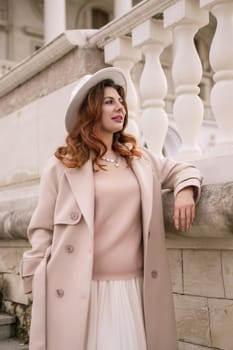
164;183;233;350
169;245;233;350
0;241;31;344
0;46;105;119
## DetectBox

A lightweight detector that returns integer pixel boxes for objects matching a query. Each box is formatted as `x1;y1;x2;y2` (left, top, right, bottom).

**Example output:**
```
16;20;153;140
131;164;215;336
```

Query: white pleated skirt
85;277;147;350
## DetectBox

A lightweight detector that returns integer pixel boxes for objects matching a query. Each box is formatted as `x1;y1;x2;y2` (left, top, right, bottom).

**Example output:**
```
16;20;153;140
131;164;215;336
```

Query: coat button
151;270;158;279
56;289;64;298
70;211;79;221
65;245;74;253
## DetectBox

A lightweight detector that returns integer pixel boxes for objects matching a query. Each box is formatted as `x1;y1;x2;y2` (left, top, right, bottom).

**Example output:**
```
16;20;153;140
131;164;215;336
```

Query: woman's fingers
179;207;186;231
174;207;180;230
185;207;191;231
173;204;195;231
173;187;196;231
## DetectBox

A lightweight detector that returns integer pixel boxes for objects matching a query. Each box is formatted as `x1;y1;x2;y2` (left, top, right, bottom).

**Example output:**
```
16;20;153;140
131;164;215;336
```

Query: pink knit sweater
93;162;143;280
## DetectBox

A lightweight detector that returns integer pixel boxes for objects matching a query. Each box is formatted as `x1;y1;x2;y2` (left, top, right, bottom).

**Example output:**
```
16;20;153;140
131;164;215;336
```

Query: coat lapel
131;155;153;251
64;160;94;235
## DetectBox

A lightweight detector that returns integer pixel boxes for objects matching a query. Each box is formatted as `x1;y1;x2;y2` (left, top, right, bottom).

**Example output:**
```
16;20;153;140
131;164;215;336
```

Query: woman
21;67;202;350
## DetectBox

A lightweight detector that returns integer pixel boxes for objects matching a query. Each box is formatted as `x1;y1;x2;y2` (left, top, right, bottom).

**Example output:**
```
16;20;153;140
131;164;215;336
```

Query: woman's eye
104;99;124;105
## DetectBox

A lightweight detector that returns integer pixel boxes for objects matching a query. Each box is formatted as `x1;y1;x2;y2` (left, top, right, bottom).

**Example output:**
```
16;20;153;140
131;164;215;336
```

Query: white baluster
114;0;133;18
201;0;233;155
132;19;171;156
44;0;66;44
104;37;142;139
164;0;208;160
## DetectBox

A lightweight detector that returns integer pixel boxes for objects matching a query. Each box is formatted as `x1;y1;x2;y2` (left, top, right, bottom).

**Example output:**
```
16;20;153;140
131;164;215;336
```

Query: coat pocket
20;247;52;294
54;203;82;225
20;257;41;294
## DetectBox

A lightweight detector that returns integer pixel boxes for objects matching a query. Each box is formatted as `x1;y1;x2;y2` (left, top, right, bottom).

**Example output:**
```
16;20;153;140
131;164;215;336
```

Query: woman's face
96;86;126;137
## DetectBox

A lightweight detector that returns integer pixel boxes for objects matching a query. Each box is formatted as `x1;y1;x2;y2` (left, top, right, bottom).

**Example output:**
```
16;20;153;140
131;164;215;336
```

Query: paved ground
0;338;28;350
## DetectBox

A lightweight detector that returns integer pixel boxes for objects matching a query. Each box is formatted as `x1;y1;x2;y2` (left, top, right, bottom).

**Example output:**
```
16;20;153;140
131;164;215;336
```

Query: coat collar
64;156;153;242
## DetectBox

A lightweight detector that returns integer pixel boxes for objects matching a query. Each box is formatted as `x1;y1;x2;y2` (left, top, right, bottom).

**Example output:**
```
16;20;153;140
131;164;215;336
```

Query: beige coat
21;148;201;350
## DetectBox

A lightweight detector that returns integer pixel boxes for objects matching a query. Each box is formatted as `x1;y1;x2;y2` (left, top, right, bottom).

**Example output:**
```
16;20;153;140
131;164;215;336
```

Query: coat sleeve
143;148;202;200
20;157;63;294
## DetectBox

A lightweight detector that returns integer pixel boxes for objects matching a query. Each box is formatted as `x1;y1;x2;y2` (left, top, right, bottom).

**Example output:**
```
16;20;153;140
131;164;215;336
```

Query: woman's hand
173;187;195;231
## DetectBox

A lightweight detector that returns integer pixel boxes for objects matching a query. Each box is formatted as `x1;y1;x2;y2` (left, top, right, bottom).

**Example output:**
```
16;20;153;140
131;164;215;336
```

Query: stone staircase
0;313;28;350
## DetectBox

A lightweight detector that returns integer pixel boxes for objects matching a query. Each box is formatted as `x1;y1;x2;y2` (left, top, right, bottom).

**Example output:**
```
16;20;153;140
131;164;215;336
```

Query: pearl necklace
101;156;120;167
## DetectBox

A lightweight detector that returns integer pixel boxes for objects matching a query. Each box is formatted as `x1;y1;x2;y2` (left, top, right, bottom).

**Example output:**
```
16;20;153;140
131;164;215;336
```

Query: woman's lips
112;115;124;122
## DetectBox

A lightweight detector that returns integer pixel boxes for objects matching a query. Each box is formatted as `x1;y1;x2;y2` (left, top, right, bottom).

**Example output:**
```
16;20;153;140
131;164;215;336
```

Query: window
0;0;7;22
76;1;112;30
92;8;109;29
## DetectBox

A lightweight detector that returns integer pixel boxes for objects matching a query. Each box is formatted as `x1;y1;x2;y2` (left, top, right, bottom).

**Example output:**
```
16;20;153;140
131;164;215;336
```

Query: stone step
0;313;16;340
0;338;28;350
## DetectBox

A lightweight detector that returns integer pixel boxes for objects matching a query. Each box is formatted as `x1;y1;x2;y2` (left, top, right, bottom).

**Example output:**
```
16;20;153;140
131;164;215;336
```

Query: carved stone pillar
104;37;142;139
114;0;133;18
201;0;233;155
44;0;66;44
164;0;208;160
132;19;171;156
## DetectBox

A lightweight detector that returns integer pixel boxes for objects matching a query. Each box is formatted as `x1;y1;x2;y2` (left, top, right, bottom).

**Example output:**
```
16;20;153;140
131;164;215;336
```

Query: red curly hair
55;78;142;169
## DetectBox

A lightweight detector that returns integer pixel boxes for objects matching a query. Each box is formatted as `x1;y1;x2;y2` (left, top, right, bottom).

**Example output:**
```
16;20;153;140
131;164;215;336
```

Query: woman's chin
112;125;124;133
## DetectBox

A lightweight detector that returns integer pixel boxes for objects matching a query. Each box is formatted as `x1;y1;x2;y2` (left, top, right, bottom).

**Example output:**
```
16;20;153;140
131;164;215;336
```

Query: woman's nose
115;101;124;111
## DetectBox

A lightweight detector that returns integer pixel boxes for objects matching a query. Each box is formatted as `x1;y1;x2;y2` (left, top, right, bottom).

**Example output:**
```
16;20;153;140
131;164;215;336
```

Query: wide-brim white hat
65;67;127;133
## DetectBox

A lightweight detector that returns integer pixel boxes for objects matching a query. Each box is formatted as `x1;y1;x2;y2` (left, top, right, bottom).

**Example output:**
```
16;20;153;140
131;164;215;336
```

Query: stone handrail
163;182;233;239
0;182;232;240
0;30;97;98
0;184;38;240
88;0;177;48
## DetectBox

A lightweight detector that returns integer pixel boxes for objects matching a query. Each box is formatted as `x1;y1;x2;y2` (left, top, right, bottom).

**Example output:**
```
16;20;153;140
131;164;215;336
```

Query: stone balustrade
201;0;233;156
164;1;208;160
89;0;233;161
132;19;172;156
1;0;232;164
